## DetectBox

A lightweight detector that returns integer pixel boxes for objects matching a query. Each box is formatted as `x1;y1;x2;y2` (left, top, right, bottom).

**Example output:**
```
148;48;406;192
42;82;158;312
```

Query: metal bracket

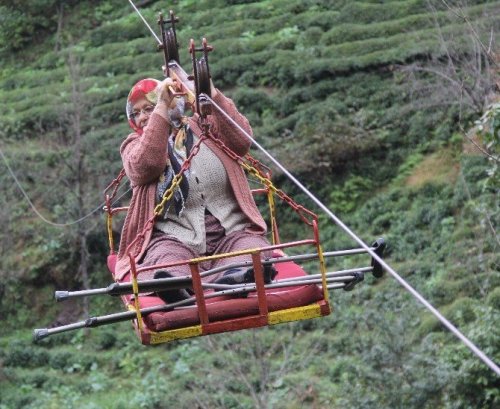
190;38;214;117
371;238;386;278
158;10;180;76
343;271;365;291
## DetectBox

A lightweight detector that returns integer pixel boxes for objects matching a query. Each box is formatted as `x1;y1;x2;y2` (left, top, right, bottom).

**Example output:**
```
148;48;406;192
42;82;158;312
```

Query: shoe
153;270;192;304
251;264;278;284
214;264;278;286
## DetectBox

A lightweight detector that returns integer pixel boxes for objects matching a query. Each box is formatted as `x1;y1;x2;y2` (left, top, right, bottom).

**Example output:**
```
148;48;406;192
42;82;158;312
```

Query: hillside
0;0;498;408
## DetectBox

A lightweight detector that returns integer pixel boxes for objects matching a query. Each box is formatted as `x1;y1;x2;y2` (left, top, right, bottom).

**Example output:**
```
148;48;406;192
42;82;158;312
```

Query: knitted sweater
155;137;250;253
115;92;267;281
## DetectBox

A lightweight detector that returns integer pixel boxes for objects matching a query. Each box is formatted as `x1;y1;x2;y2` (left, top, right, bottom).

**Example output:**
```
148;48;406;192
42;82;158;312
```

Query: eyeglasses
132;105;155;119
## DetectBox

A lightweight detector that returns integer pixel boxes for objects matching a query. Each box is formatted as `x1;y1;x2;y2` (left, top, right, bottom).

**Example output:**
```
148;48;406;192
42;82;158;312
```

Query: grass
405;149;460;187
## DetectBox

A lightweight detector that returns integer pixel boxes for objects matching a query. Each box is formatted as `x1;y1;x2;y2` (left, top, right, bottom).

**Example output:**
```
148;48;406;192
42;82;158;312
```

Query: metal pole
54;248;377;301
55;265;371;300
34;275;358;341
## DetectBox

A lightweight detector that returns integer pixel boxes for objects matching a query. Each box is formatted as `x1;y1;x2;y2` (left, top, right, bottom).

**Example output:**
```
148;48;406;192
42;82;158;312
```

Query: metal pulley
190;38;213;117
158;10;180;76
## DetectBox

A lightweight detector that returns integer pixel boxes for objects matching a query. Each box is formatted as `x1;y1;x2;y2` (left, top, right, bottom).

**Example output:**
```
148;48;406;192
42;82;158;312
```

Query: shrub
3;342;50;368
95;330;117;350
486;287;500;310
49;351;73;370
230;86;272;115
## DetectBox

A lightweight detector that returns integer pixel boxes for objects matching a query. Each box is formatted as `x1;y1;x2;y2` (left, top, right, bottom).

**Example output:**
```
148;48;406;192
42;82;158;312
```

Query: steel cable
127;0;162;44
207;95;500;375
128;0;499;375
0;145;131;227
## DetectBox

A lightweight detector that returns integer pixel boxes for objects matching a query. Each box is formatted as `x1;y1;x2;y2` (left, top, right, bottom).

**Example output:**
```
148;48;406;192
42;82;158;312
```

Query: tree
399;0;498;117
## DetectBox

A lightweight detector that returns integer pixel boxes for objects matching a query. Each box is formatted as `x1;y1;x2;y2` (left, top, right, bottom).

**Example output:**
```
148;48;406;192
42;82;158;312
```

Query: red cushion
119;256;323;332
107;254;117;275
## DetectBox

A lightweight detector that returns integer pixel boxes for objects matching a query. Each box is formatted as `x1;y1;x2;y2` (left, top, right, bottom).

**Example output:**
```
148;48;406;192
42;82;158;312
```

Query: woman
114;77;275;302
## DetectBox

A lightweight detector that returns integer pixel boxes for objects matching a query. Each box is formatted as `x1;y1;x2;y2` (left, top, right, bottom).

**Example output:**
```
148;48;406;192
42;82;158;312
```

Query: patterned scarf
126;79;193;216
126;78;160;136
156;104;194;217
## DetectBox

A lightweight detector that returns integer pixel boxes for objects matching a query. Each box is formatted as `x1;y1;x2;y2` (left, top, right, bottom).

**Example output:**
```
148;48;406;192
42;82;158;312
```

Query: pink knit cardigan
114;92;267;280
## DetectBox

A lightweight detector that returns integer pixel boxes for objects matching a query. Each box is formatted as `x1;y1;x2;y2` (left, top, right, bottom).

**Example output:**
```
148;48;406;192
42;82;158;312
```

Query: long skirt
138;212;271;282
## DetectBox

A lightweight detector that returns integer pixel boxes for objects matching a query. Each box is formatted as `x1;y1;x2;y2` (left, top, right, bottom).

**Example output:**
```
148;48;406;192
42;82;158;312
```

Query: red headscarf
126;78;160;134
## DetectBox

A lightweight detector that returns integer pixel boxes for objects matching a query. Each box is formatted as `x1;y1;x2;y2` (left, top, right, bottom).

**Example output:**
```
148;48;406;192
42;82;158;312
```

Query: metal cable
207;95;500;376
128;0;500;375
0;145;131;227
127;0;162;44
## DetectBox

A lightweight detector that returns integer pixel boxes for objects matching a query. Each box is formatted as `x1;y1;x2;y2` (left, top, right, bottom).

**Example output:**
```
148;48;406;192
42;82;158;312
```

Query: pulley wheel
197;57;211;96
165;28;179;63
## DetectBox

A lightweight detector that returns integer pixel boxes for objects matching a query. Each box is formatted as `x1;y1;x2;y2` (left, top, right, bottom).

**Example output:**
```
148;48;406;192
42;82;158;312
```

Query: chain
206;135;318;226
103;168;126;205
153;133;207;217
126;123;210;260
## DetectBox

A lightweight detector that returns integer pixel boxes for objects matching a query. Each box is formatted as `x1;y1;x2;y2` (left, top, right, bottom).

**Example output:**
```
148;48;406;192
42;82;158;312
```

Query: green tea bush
438;306;499;409
94;329;117;350
49;350;73;370
0;6;29;53
296;26;324;49
230;86;273;115
21;368;51;388
3;341;50;368
292;57;352;84
84;52;159;78
87;13;148;47
329;176;372;214
0;390;38;409
263;50;317;86
486;287;500;309
442;296;478;324
1;69;66;95
83;39;150;64
319;9;489;47
322;17;411;46
213;50;273;86
336;0;425;25
90;100;124;125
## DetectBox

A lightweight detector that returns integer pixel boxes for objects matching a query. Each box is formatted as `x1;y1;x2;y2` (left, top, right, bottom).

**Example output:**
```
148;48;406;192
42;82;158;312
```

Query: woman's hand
153;77;179;123
156;77;177;108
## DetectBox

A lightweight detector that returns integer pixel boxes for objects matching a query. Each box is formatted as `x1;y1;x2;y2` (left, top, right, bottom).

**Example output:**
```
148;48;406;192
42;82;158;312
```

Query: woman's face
132;97;155;130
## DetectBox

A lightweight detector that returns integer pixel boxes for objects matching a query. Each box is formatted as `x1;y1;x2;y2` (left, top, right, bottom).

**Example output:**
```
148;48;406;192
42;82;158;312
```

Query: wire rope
129;0;499;375
127;0;162;44
207;96;500;376
0;145;131;227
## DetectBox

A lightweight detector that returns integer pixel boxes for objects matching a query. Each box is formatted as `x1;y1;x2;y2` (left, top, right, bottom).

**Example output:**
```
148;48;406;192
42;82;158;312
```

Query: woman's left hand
156;77;177;107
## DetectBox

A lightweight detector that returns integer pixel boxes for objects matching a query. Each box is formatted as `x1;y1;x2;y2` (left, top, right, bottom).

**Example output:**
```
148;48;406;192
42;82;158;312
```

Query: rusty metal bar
251;252;269;317
190;263;209;325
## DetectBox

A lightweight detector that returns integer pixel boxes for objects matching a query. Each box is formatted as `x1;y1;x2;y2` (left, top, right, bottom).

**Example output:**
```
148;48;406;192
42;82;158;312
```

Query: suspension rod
35;275;356;341
55;246;377;301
